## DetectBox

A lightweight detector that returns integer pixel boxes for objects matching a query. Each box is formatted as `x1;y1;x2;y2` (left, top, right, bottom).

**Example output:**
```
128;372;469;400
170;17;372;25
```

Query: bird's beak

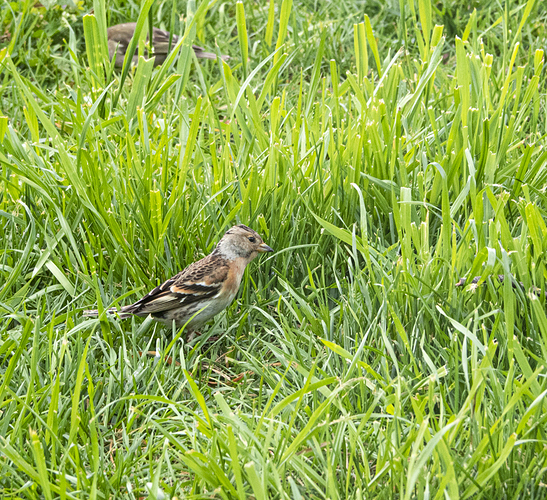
257;243;274;253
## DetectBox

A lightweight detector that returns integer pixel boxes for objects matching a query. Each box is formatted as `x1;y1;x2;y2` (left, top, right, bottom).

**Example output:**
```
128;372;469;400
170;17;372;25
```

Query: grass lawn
1;0;547;497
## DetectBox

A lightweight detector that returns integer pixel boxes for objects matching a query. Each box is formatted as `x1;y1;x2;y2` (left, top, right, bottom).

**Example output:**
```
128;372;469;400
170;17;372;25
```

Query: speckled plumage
84;225;273;332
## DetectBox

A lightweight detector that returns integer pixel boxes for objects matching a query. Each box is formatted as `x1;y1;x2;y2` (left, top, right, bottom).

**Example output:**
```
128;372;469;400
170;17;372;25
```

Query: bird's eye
248;237;256;243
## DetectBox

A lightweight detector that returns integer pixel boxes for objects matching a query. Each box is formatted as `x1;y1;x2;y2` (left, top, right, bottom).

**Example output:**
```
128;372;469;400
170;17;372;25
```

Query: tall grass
1;0;547;497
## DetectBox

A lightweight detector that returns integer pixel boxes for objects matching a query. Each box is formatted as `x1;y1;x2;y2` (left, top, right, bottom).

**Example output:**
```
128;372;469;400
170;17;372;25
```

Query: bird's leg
186;331;198;343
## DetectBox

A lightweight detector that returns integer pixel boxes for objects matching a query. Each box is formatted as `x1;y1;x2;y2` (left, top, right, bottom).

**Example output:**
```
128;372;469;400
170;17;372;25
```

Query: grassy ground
1;0;547;498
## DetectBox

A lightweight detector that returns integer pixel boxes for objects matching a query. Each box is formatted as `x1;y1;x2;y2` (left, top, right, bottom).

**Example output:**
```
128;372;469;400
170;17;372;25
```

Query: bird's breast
223;258;249;297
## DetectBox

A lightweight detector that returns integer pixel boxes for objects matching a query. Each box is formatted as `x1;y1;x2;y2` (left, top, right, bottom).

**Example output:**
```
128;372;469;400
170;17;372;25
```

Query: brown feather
120;254;229;317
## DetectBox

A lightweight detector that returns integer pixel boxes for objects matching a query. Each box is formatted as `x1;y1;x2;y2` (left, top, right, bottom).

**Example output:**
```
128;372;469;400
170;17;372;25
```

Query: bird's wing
151;27;179;55
123;255;229;315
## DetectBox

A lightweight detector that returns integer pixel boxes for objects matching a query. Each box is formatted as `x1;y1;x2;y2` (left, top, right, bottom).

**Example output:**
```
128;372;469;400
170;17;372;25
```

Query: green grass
1;0;547;497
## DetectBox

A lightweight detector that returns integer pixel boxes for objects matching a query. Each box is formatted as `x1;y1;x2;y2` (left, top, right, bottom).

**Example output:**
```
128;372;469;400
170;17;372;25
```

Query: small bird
107;22;228;67
84;225;273;332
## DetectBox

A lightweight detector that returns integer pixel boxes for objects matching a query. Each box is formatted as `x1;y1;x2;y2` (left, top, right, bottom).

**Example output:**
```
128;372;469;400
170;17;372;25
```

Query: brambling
84;225;273;332
107;23;229;68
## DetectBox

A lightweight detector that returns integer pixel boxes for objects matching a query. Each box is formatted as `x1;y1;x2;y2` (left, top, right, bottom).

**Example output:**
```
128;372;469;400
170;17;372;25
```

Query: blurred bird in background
107;22;229;67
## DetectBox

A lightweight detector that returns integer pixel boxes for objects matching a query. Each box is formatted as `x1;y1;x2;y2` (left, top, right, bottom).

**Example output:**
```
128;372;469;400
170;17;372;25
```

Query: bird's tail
83;308;133;320
193;46;230;61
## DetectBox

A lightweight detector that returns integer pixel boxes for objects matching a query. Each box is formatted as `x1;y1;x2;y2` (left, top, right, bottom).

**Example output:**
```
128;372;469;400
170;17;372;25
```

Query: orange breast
223;258;248;297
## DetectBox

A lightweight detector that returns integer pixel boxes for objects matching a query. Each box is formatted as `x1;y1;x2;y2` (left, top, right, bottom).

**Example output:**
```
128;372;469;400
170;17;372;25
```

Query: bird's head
215;224;274;261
